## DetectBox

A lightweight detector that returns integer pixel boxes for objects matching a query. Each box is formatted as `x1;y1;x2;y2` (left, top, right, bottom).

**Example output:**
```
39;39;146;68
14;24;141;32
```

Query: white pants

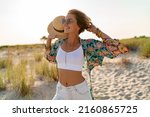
52;80;92;100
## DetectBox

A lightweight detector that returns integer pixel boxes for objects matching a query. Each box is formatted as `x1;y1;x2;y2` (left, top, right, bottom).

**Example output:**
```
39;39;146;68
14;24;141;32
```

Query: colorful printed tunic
46;38;120;73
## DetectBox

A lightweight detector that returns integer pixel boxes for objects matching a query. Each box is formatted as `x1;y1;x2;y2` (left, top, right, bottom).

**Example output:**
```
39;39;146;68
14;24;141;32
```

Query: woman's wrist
45;38;52;50
95;28;103;38
45;44;50;50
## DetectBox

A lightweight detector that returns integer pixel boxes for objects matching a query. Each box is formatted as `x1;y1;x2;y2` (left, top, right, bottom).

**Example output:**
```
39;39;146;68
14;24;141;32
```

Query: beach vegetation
35;59;58;81
120;36;150;58
0;57;12;69
34;53;43;62
6;59;33;97
0;73;6;91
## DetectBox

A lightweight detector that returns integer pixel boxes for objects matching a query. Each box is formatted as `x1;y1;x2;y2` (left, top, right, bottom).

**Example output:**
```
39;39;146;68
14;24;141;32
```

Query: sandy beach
85;53;150;100
0;47;150;100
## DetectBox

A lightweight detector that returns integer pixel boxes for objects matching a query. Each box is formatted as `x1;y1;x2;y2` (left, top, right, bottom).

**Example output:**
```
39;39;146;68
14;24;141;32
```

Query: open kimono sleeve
94;39;118;59
45;40;61;63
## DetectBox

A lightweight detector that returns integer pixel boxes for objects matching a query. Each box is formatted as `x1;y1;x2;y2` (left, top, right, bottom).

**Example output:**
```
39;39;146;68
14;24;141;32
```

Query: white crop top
56;45;84;71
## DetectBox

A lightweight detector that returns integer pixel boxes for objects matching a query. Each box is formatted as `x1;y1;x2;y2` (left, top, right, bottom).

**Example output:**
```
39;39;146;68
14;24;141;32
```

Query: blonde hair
68;9;91;34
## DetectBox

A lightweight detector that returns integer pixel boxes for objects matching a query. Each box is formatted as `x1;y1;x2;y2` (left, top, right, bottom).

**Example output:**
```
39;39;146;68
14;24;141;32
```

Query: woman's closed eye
62;18;76;24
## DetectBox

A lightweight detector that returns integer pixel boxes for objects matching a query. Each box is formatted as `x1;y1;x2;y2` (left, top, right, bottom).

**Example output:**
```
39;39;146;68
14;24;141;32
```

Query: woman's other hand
86;23;97;34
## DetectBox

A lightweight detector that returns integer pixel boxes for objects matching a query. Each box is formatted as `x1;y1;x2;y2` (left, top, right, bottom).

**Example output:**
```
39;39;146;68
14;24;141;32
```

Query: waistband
57;80;87;89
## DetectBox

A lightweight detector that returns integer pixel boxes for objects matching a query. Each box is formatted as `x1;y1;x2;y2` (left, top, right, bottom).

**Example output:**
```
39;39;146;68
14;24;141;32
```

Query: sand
85;53;150;100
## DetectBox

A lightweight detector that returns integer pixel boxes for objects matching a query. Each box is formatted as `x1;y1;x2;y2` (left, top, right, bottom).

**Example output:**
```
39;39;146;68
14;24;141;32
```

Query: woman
45;9;128;100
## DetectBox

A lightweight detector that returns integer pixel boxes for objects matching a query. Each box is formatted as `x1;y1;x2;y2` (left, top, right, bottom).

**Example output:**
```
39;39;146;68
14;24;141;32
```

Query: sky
0;0;150;46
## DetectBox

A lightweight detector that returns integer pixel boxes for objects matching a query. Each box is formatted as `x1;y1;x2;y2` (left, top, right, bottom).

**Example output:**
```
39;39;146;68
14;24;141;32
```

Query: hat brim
47;22;67;39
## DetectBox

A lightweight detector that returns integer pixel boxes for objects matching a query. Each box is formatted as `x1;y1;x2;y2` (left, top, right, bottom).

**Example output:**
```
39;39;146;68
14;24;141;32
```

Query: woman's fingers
48;34;56;40
87;23;97;33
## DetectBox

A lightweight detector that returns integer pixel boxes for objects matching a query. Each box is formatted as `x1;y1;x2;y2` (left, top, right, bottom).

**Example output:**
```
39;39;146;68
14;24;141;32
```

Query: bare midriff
58;68;85;87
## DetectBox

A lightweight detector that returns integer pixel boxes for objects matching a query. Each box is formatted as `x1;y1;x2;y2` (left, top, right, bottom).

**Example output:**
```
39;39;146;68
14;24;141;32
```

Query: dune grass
0;44;44;50
0;72;6;91
35;59;58;81
0;57;13;69
139;42;150;58
0;59;6;69
34;53;43;62
0;44;58;98
48;64;58;81
6;59;34;97
120;36;150;58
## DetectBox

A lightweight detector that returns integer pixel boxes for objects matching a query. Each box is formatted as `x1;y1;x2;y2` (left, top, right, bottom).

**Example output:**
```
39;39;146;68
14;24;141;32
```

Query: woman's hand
86;23;104;38
45;34;56;51
118;44;129;54
86;23;97;34
46;35;56;47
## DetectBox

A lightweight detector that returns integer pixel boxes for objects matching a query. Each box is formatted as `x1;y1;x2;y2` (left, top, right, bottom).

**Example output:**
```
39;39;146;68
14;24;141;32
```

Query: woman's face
63;13;80;34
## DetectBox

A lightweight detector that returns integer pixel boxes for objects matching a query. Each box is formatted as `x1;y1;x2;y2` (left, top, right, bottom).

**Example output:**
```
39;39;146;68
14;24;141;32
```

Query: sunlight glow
0;0;150;45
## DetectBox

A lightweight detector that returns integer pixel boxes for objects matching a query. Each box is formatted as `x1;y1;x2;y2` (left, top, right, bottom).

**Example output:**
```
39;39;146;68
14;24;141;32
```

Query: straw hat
47;16;67;39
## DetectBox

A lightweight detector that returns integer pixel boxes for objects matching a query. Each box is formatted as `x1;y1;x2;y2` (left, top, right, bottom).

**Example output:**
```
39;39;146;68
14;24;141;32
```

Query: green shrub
140;42;150;58
121;38;144;51
120;37;150;58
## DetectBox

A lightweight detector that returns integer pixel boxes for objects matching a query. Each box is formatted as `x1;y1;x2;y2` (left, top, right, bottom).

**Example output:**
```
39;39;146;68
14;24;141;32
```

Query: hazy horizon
0;0;150;46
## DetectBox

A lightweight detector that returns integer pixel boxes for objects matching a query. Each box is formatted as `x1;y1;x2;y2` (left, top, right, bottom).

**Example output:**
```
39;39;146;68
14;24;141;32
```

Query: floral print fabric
46;38;118;73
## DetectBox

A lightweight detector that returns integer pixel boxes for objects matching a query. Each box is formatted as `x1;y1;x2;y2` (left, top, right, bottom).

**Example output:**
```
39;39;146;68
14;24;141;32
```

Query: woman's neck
67;34;80;46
